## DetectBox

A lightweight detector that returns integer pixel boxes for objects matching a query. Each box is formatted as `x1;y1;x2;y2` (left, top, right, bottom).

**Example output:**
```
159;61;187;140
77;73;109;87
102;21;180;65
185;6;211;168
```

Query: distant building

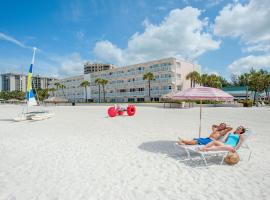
222;86;252;100
84;63;115;74
0;73;57;92
49;75;85;102
32;75;56;90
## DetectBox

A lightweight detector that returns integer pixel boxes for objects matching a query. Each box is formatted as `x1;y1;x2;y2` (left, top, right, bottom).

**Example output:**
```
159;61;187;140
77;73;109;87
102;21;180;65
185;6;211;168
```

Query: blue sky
0;0;269;79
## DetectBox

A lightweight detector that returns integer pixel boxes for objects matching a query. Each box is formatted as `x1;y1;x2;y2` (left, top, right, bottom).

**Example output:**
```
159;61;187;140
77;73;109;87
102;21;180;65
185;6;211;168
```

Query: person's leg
204;145;234;152
200;140;223;151
178;139;198;145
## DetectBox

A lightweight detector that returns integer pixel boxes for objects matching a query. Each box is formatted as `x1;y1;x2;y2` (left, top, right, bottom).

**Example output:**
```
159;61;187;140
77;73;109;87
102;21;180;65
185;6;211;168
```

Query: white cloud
0;32;31;49
228;54;270;73
94;40;123;65
93;7;220;66
242;43;270;53
52;53;85;77
214;0;270;52
205;0;224;8
202;67;220;75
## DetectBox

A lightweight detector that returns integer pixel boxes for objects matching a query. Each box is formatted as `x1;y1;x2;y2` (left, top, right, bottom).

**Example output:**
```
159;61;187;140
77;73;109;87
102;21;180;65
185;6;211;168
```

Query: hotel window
128;98;135;102
137;98;144;102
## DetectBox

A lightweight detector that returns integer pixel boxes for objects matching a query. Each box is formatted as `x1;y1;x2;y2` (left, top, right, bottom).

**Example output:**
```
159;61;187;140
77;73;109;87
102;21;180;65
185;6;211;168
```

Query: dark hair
239;126;246;134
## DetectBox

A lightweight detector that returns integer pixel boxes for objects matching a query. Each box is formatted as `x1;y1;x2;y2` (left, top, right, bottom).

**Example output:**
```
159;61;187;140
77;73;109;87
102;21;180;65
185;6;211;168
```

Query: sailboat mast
31;47;37;66
26;47;38;112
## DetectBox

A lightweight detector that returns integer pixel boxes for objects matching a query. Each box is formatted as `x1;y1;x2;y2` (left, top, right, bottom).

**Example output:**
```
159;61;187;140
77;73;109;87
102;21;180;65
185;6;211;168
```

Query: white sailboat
14;48;54;122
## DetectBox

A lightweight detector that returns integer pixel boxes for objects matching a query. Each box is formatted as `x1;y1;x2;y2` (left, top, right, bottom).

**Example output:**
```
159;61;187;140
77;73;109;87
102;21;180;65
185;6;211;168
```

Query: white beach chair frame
174;130;253;166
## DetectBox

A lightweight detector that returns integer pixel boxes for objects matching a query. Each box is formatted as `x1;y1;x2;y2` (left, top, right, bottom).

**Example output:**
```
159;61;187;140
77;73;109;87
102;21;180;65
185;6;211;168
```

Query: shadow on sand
0;118;16;122
138;140;226;168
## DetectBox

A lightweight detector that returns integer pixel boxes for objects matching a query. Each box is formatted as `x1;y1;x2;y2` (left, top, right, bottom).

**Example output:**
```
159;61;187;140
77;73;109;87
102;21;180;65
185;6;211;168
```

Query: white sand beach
0;105;270;200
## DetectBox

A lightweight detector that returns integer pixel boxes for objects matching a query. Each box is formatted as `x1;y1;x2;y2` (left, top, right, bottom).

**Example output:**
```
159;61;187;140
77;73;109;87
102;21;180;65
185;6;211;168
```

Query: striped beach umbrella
173;86;234;137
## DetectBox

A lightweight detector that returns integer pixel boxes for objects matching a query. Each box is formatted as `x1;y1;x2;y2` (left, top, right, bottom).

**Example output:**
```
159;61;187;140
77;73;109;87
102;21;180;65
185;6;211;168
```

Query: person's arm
234;134;244;150
221;126;233;136
222;132;230;143
212;124;218;132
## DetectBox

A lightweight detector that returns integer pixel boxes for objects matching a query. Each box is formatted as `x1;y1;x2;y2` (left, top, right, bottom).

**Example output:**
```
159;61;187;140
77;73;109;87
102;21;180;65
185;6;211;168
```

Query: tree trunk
253;90;257;105
266;89;270;104
148;80;151;101
98;85;101;103
190;80;192;88
102;85;106;103
62;88;65;98
245;86;248;100
85;86;87;103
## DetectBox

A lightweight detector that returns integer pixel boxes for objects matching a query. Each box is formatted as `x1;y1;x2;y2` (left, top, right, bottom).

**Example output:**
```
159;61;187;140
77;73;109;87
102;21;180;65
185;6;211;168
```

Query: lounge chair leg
201;154;208;166
220;155;226;165
173;143;192;161
248;151;252;161
185;147;192;160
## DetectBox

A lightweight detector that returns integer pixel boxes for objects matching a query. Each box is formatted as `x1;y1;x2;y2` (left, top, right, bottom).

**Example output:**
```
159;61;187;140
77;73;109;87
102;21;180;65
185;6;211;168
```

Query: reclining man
177;123;232;145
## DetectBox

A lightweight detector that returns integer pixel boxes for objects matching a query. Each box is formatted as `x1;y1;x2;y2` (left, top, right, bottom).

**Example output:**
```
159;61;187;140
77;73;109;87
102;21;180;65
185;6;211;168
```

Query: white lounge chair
174;130;253;166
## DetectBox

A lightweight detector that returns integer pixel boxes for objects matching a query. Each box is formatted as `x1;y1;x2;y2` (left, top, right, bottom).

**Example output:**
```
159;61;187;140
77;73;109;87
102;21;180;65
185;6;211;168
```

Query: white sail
26;48;37;107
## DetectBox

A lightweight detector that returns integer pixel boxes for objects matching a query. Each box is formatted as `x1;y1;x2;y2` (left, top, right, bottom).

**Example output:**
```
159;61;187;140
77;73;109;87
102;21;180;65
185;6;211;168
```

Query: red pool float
108;107;117;117
107;104;136;117
127;105;136;116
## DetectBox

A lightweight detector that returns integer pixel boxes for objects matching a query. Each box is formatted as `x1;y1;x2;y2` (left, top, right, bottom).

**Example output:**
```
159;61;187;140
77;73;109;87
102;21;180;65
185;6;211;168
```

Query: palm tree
239;73;250;100
262;73;270;103
54;82;61;97
95;78;102;103
143;72;155;101
207;74;222;88
36;88;49;102
49;88;56;97
249;70;264;103
186;71;200;88
200;74;208;86
100;79;108;102
80;80;90;102
59;84;66;98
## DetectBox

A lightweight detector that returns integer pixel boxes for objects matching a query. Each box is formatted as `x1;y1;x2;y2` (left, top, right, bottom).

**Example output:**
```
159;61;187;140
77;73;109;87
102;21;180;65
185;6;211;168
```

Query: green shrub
238;100;253;107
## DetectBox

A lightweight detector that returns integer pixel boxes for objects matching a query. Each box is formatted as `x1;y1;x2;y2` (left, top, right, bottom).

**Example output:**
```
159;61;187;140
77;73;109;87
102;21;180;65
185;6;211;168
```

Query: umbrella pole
199;99;202;137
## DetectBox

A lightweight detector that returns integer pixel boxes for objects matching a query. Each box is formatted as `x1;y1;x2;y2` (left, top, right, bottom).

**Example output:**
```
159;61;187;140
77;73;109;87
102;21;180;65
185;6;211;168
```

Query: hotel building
0;73;56;92
89;58;198;102
84;63;115;74
49;57;199;102
49;75;85;102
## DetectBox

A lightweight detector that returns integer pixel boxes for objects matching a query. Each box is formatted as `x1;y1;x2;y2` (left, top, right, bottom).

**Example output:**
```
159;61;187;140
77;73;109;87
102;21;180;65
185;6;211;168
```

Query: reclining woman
177;123;232;145
199;126;246;152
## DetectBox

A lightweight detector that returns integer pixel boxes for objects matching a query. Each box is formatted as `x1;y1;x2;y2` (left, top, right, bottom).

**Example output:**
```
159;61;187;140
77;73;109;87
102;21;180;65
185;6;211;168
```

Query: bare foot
197;147;207;152
177;137;184;145
177;140;184;145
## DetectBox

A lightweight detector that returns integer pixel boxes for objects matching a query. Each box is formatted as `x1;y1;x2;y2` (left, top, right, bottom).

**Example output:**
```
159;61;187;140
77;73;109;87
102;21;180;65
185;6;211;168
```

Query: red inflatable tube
108;107;117;117
127;105;136;116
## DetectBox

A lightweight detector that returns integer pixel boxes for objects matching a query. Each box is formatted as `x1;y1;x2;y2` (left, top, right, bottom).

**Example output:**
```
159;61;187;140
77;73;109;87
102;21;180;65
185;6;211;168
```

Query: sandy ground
0;104;270;200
